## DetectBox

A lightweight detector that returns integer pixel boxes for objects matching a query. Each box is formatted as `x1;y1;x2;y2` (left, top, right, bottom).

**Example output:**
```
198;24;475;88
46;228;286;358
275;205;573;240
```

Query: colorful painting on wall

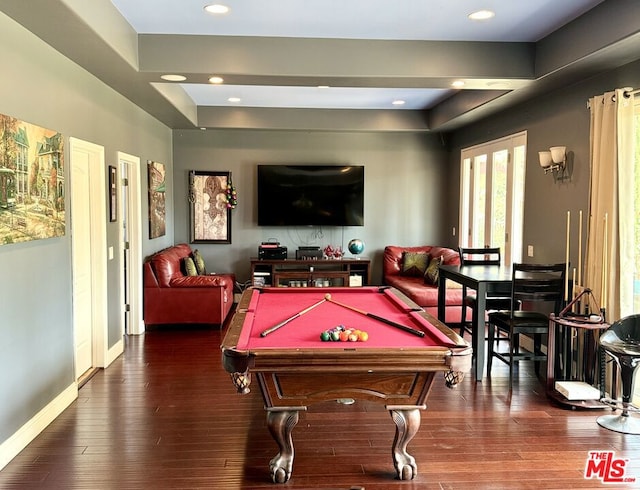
147;160;166;239
0;113;65;246
189;171;232;244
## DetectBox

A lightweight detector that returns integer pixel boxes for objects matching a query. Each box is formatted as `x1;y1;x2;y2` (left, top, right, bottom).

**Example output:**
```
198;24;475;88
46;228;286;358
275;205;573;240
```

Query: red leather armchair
143;244;235;327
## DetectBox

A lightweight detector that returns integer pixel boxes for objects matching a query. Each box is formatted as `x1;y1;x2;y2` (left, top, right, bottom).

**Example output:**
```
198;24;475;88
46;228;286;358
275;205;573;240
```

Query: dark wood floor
1;323;639;490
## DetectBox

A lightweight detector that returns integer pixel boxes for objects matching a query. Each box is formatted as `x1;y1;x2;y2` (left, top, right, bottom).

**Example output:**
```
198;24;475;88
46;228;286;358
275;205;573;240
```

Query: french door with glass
459;131;527;266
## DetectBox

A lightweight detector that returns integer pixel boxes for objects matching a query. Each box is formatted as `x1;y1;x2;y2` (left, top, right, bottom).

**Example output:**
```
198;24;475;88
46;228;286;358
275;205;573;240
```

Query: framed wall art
0;112;65;246
147;160;166;239
108;165;117;222
189;170;232;244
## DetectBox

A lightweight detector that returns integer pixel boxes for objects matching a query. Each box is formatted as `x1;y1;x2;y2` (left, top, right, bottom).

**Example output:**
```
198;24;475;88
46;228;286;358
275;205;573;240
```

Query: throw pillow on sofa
424;255;443;285
183;257;198;276
193;249;207;275
401;251;429;277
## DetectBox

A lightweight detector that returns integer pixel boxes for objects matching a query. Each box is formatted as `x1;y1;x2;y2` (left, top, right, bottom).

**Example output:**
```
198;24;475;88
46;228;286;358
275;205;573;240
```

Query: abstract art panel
147;160;166;239
189;171;232;244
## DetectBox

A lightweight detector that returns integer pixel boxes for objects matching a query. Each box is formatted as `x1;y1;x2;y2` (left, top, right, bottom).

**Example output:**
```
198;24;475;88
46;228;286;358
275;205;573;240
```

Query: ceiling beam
197;106;431;132
139;35;535;82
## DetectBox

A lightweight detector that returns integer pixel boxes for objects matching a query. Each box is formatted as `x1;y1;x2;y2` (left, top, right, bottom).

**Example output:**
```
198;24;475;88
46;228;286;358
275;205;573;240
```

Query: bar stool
597;314;640;434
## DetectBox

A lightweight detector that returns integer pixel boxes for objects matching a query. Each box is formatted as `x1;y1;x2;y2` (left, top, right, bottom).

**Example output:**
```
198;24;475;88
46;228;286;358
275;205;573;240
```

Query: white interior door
120;162;130;336
71;152;93;376
117;152;143;335
70;138;108;380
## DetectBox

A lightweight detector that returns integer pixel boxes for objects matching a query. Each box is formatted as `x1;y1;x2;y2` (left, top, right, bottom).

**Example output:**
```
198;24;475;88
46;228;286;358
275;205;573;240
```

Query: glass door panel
472;154;487;247
490;149;508;255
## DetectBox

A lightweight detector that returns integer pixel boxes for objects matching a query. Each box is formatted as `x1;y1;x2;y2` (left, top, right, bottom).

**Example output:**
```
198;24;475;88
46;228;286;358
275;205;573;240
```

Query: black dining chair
458;247;511;339
486;262;566;391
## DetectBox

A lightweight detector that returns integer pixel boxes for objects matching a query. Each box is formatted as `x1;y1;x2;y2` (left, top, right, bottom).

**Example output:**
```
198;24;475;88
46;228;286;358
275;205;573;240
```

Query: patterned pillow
401;251;429;277
183;257;198;276
192;249;206;275
424;255;443;285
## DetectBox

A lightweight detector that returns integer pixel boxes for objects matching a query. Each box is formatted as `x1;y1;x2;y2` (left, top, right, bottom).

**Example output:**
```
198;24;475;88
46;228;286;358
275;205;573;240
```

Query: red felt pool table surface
221;286;472;386
236;286;458;350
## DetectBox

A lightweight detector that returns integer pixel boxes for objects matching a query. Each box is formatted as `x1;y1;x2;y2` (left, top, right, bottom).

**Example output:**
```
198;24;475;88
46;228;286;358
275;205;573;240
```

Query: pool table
221;286;471;483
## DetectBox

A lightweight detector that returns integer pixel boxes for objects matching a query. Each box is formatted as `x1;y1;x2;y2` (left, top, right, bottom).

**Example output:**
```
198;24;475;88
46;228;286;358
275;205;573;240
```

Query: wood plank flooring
1;324;639;489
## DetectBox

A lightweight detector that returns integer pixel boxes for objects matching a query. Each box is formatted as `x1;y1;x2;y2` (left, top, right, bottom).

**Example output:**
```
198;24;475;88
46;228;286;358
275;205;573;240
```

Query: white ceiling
180;85;451;111
111;0;602;41
4;0;634;131
110;0;605;111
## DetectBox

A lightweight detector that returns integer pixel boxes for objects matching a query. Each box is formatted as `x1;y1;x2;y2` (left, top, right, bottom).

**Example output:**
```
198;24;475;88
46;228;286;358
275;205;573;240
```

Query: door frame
117;151;144;335
69;137;108;375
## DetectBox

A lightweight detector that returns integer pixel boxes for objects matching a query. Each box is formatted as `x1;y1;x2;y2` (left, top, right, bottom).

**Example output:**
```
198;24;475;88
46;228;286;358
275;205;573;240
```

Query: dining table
438;264;513;381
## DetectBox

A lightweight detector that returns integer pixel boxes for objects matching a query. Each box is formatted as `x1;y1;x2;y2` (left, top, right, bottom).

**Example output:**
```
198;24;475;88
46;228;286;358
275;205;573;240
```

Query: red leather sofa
143;243;235;327
382;245;467;325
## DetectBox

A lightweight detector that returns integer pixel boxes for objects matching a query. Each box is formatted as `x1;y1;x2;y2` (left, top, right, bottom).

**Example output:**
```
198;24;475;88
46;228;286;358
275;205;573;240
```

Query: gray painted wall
0;12;172;443
172;129;449;285
173;58;640;290
447;57;640;273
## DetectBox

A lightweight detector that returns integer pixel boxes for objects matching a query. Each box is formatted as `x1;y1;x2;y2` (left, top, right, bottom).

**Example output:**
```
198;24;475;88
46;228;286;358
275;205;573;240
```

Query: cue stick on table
260;295;329;337
325;295;425;338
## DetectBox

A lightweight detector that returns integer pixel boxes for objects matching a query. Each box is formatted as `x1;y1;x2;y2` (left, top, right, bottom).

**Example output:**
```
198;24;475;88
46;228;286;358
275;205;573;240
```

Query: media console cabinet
250;258;371;288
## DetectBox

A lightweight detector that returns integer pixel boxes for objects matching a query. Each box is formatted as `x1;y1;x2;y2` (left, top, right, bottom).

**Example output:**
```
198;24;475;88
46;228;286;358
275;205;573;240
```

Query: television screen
257;165;364;226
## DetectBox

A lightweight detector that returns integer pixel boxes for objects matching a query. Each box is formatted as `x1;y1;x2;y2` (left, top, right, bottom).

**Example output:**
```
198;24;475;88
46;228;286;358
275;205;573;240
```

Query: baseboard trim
106;338;124;367
0;382;77;471
519;335;548;355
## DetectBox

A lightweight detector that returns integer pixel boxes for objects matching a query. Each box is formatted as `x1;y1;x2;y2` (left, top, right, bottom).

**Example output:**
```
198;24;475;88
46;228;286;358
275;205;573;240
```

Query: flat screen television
257;165;364;226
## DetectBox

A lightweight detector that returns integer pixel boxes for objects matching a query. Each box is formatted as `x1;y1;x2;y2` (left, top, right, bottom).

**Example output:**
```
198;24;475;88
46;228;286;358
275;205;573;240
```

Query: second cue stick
326;297;425;337
260;295;329;337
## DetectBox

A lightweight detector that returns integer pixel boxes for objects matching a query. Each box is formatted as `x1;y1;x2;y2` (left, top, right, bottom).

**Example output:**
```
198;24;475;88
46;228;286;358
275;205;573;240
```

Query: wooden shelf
546;314;610;410
547;388;608;410
250;257;371;288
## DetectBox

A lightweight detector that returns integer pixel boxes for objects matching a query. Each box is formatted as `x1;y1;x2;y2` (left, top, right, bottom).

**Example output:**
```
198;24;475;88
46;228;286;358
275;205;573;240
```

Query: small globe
348;239;365;256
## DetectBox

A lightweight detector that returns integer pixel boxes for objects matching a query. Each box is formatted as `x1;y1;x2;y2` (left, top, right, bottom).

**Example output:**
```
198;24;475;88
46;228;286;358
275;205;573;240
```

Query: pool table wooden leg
266;407;305;483
387;405;425;480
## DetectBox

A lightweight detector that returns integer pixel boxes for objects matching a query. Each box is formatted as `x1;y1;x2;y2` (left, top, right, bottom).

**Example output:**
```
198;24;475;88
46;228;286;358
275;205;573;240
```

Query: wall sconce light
539;146;567;178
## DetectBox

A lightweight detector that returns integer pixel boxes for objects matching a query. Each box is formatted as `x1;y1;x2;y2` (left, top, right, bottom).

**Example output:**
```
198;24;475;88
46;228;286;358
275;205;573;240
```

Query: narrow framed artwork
108;165;117;222
147;160;166;239
189;170;232;244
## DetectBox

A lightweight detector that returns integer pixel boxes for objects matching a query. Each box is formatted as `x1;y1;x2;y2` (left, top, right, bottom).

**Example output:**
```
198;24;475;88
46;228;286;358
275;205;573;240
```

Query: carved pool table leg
266;408;304;483
387;405;425;480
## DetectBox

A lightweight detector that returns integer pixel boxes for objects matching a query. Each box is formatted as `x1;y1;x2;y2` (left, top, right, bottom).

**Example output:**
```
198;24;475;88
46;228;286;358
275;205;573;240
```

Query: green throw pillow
192;249;206;275
401;251;429;277
424;255;443;285
183;257;198;276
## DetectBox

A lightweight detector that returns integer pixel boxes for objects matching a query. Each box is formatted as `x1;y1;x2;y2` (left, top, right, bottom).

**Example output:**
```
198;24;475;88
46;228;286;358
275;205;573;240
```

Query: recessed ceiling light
392;100;406;106
204;4;230;15
228;97;241;103
160;74;186;82
317;85;330;89
452;80;465;88
209;76;224;84
468;10;495;21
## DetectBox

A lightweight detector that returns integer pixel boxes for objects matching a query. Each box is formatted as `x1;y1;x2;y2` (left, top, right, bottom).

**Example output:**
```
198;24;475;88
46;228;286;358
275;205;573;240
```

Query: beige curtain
586;88;635;322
